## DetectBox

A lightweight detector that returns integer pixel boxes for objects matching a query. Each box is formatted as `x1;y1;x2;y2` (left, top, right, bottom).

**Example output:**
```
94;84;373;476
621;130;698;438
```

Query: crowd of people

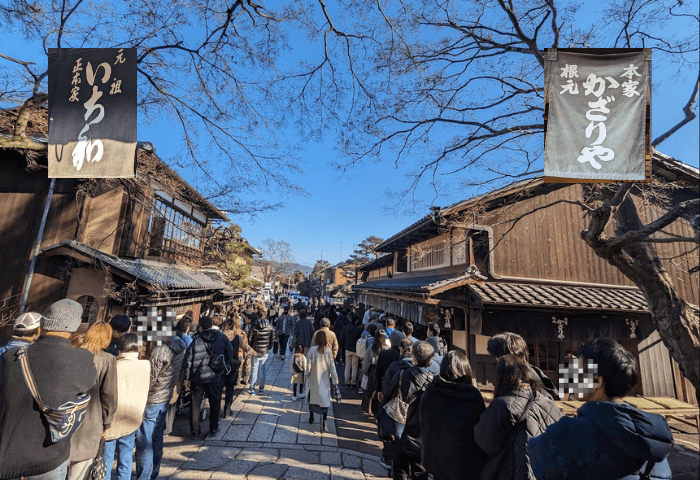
0;297;677;480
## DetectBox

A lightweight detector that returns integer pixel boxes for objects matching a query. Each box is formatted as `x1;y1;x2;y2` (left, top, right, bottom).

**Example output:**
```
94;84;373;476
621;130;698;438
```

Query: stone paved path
159;354;390;479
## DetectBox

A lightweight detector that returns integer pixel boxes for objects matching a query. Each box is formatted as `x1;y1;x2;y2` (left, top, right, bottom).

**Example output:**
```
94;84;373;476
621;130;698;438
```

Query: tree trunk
583;193;700;403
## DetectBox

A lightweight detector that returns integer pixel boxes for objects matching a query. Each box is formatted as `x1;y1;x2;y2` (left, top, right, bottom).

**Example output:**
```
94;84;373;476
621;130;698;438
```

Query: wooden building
1;110;230;336
356;152;698;404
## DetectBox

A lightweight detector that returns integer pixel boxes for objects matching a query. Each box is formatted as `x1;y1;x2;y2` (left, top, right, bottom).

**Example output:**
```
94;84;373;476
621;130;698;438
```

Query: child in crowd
289;345;307;400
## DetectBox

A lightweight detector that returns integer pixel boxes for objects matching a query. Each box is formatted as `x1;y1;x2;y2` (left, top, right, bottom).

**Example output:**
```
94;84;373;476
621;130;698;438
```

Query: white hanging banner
544;49;650;181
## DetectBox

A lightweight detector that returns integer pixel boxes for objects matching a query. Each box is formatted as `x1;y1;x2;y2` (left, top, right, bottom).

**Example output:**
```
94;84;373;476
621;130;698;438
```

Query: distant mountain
254;260;312;277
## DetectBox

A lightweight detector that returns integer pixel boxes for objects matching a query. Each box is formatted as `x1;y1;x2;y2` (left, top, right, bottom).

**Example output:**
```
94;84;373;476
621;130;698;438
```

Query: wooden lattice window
77;295;99;323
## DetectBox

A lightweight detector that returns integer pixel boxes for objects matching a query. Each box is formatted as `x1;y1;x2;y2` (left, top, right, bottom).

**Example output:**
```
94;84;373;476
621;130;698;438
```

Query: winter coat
381;357;413;396
147;334;187;405
474;388;563;480
104;352;151;441
289;353;308;384
375;346;401;387
339;323;363;352
419;376;487;480
281;313;298;337
531;365;559;400
248;318;275;355
277;313;293;336
69;350;118;462
333;315;349;337
383;365;434;456
0;335;96;479
0;337;31;357
306;345;339;408
527;401;673;480
294;317;316;349
311;326;339;359
184;328;234;384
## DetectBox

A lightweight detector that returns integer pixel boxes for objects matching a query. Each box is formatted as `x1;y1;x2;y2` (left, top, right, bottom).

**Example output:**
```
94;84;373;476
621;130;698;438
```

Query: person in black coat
375;331;404;392
184;316;233;437
419;351;487;480
381;339;414;395
382;341;434;480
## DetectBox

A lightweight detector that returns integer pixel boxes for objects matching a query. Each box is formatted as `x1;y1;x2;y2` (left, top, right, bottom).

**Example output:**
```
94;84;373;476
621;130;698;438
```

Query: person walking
419;351;487;480
135;332;187;480
375;331;404;392
0;299;97;480
382;341;435;480
104;333;151;480
527;338;674;480
339;315;364;388
293;309;315;356
311;317;339;360
222;318;254;416
289;344;308;400
306;330;339;433
66;322;118;480
473;355;562;480
0;311;42;357
275;305;293;360
183;316;233;438
247;312;274;395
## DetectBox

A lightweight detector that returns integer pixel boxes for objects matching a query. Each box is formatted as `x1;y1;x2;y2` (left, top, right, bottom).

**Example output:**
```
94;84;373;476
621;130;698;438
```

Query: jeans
13;460;68;480
104;433;136;480
135;401;169;480
189;379;224;435
345;350;360;385
277;335;289;357
249;353;269;390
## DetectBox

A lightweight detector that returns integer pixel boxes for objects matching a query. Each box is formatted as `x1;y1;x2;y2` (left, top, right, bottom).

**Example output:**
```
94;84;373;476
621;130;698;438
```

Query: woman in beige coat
306;330;339;433
104;333;151;480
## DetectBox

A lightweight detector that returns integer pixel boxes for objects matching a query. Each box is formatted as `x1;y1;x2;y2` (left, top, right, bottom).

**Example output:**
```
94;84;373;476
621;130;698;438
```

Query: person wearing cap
0;311;42;358
0;299;97;480
106;314;133;356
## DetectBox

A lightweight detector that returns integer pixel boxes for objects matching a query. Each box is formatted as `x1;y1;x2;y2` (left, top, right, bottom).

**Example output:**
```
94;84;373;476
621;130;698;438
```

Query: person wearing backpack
247;312;275;395
183;316;233;438
289;345;308;400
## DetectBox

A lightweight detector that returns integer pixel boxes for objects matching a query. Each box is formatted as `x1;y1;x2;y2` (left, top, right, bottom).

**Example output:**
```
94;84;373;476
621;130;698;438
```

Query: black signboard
48;48;136;178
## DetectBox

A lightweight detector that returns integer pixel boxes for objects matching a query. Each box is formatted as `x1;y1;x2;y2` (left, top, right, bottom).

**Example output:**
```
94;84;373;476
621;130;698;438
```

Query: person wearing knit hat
41;298;83;333
0;312;42;358
0;299;96;480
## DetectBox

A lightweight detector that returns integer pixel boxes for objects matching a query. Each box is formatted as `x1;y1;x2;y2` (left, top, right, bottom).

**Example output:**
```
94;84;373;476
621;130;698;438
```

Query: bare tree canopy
257;238;295;283
0;0;312;214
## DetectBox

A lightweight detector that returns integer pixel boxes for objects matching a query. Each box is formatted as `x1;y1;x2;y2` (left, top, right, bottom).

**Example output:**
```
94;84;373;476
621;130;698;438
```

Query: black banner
48;48;136;178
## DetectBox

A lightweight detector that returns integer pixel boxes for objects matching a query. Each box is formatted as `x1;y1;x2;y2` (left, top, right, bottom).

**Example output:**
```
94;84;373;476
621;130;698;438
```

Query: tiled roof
357;254;394;272
469;282;649;313
43;240;227;291
356;271;473;294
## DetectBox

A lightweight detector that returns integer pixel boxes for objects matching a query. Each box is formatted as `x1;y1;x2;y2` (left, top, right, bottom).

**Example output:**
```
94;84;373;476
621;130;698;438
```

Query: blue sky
1;3;698;267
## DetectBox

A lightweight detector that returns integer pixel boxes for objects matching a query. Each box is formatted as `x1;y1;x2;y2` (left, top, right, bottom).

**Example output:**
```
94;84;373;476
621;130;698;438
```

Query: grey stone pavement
158;355;390;480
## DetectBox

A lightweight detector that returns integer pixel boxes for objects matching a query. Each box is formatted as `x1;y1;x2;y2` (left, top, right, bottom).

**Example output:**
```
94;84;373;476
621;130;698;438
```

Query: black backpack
204;339;229;375
292;355;305;374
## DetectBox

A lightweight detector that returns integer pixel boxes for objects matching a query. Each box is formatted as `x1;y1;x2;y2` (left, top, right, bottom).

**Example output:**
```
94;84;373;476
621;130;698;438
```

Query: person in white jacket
104;333;151;480
305;330;339;433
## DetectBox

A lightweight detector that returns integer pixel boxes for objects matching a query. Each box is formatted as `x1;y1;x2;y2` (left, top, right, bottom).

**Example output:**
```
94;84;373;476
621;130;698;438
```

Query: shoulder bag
204;340;230;375
17;346;91;444
481;392;537;480
88;436;107;480
381;369;409;439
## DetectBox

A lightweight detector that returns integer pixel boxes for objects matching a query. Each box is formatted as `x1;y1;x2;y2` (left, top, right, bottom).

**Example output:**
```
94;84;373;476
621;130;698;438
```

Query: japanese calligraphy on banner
544;49;650;181
48;48;136;178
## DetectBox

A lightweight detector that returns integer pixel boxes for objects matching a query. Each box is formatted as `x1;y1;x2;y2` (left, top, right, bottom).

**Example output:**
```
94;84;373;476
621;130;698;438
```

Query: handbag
89;437;107;480
16;346;91;444
380;370;409;439
481;392;537;480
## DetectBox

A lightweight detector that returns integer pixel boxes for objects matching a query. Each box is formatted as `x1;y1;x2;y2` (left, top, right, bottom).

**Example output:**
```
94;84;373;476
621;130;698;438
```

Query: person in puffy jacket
382;341;435;480
419;351;486;480
135;333;187;480
474;355;562;480
247;314;274;395
527;338;674;480
184;316;233;438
